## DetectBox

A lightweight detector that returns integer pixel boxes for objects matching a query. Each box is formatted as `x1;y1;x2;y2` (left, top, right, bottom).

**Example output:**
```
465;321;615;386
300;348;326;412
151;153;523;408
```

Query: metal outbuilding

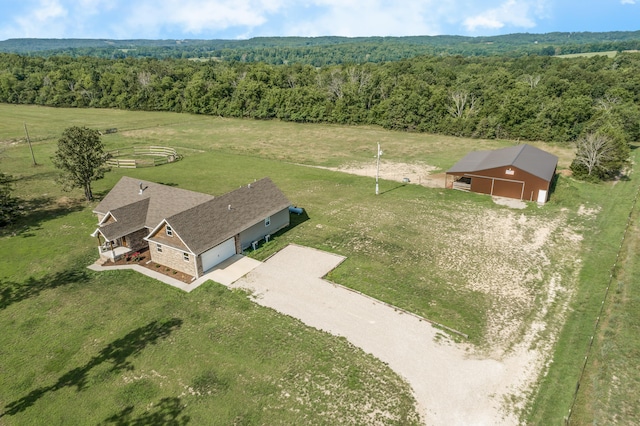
445;144;558;204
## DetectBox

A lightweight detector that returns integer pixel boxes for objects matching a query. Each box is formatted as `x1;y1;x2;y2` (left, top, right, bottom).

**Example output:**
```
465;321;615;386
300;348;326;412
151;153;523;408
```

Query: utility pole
24;123;37;166
375;142;382;195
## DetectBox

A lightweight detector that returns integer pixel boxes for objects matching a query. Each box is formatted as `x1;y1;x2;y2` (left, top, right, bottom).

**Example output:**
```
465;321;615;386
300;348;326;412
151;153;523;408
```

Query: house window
265;216;271;227
156;243;162;253
166;225;173;237
183;252;189;262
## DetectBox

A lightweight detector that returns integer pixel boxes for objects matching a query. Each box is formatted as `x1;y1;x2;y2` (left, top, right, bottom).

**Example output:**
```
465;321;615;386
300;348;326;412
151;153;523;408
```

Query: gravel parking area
232;244;536;425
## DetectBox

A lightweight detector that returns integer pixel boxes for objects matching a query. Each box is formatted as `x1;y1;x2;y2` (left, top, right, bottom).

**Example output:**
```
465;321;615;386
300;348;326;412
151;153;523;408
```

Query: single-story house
445;144;558;203
91;176;291;279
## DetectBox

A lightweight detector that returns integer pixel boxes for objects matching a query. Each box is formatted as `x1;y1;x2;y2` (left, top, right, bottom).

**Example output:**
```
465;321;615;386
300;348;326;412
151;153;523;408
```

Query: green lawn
0;107;420;424
526;146;640;424
1;104;638;424
566;157;640;424
557;50;618;59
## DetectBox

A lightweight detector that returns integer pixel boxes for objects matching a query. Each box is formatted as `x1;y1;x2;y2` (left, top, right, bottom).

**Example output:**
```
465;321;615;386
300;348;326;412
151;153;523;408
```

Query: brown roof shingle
98;198;149;240
95;176;291;255
158;177;291;255
94;176;214;228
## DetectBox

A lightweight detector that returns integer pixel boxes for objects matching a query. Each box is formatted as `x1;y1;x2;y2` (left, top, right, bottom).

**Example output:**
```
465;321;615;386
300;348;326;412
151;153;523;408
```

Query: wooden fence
106;146;179;168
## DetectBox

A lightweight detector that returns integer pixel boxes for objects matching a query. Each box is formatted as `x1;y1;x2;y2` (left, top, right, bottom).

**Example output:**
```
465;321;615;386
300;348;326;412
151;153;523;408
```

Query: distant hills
1;31;639;65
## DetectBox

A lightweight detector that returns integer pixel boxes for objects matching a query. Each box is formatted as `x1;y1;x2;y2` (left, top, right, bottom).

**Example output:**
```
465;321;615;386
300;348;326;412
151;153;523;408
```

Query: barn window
183;252;189;262
166;225;173;237
156;243;162;253
265;217;271;227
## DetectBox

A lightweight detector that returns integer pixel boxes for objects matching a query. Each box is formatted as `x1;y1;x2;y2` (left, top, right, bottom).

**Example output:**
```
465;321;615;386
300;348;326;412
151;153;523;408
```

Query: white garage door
201;237;236;272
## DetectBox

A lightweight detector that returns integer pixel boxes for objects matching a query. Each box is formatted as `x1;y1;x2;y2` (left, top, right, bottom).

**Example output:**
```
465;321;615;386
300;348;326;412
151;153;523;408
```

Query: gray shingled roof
94;176;291;255
97;198;149;241
93;176;214;228
447;144;558;182
156;177;291;255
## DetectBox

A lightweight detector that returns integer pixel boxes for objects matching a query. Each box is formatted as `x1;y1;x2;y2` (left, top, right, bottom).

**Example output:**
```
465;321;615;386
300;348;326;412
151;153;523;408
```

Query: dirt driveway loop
232;244;535;425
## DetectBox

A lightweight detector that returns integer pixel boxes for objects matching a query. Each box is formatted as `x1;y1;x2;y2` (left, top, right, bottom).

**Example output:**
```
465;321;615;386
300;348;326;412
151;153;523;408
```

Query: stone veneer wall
150;243;196;276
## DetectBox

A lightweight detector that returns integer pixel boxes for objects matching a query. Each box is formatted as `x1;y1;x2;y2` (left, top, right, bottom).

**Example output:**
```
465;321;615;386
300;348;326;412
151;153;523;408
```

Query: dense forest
1;50;639;148
1;31;640;65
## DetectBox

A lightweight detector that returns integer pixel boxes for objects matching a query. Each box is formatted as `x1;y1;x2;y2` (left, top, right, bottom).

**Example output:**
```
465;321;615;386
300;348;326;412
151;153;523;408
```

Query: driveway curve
231;244;529;425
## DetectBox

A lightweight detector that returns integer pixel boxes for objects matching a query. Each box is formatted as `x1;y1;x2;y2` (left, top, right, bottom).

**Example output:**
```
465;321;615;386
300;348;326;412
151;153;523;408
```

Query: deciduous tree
51;126;110;201
570;131;628;180
0;172;19;226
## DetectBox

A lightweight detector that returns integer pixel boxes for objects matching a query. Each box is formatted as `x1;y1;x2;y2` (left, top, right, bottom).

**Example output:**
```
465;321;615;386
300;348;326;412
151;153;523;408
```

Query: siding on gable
150;222;189;250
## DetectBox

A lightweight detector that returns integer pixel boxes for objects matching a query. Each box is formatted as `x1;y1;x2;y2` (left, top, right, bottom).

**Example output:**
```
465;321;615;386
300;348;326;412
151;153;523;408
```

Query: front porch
98;244;132;262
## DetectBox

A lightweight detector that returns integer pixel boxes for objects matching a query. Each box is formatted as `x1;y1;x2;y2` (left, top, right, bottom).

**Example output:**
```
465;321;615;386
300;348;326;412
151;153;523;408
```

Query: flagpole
376;142;381;195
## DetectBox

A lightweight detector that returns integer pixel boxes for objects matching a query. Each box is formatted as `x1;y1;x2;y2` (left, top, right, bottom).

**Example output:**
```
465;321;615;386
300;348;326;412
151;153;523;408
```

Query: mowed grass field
1;104;638;424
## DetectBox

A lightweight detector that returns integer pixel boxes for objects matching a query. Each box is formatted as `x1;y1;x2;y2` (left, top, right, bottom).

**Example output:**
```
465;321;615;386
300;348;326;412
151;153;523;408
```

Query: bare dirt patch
311;161;446;189
492;196;527;209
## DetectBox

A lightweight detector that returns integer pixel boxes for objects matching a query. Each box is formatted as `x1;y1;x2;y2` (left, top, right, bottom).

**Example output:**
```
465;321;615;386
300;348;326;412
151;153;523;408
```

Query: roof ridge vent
228;204;231;210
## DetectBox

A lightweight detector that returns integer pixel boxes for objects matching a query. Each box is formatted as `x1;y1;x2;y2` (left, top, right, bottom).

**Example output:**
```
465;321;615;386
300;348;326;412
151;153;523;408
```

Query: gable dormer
145;220;190;251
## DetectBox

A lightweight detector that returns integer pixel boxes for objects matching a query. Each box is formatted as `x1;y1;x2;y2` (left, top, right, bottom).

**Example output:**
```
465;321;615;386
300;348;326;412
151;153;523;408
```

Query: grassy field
525;146;640;424
569;168;640;424
0;104;637;424
557;50;618;58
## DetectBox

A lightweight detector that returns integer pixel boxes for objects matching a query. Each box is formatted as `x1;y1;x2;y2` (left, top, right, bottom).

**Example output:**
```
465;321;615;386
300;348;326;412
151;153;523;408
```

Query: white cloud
278;0;448;37
117;0;286;38
11;0;68;38
0;0;563;40
462;0;548;32
620;0;635;4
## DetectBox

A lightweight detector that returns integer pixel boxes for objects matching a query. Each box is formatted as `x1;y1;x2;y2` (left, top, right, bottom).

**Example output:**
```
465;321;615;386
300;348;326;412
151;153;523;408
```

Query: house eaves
93;176;214;229
447;144;558;182
93;198;150;241
167;177;291;255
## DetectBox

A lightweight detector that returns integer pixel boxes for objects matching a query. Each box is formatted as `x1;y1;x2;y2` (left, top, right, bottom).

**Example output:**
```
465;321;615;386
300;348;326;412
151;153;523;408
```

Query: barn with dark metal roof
445;144;558;203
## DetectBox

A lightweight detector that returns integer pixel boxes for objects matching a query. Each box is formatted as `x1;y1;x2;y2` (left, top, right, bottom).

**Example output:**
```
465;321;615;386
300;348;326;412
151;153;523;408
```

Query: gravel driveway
231;244;532;425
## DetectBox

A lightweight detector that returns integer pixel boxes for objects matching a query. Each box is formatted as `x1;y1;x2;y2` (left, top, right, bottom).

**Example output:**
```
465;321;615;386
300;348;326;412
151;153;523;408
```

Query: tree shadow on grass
101;397;190;426
1;318;183;418
0;268;89;311
0;196;86;238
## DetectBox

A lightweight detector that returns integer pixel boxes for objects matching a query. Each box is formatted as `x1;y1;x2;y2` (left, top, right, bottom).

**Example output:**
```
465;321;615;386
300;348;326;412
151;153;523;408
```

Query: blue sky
0;0;638;41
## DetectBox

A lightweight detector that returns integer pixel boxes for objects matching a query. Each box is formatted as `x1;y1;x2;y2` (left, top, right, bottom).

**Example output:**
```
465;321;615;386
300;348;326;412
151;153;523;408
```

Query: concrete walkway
88;254;261;292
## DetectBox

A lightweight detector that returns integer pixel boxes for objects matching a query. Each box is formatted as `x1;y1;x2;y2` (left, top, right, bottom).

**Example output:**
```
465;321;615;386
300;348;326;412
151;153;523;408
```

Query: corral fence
106;146;180;168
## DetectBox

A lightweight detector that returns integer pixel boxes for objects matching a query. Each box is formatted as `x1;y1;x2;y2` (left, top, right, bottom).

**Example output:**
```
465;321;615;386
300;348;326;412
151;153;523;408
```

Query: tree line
2;32;640;65
2;52;638;146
